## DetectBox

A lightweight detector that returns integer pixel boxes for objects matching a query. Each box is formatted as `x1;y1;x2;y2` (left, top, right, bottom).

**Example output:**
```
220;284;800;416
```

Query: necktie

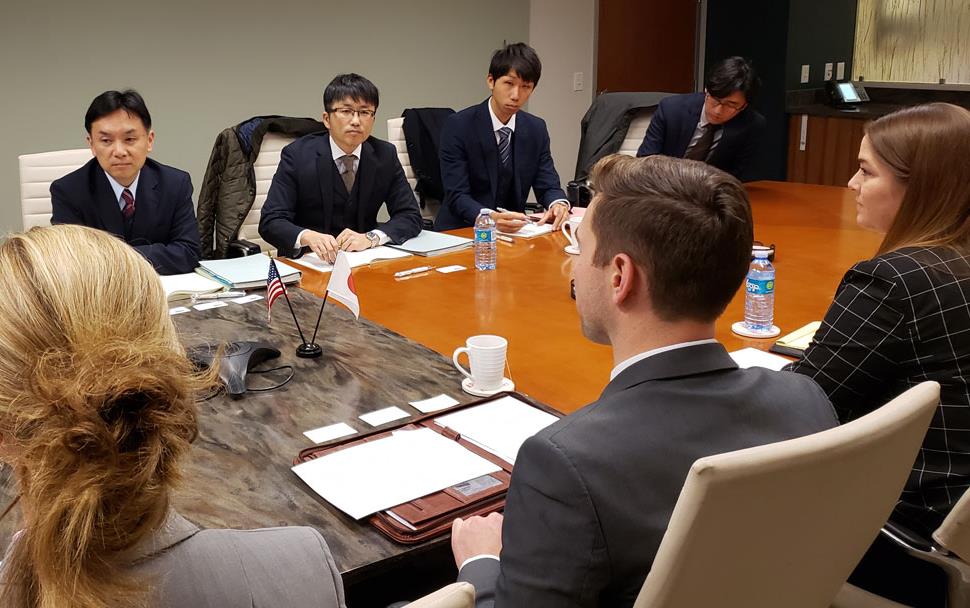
684;124;717;161
121;188;135;219
340;155;356;193
497;127;512;167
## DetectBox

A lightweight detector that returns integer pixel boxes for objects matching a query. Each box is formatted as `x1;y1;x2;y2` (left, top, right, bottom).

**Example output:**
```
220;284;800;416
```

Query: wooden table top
299;181;883;414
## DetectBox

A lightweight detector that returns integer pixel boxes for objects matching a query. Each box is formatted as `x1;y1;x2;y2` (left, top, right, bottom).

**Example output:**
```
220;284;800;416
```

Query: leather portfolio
294;392;560;544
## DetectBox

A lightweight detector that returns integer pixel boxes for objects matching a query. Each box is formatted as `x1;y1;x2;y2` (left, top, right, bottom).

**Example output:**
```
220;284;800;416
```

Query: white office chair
633;381;940;608
234;132;293;256
408;582;474;608
616;109;656;157
19;148;93;230
387;116;431;224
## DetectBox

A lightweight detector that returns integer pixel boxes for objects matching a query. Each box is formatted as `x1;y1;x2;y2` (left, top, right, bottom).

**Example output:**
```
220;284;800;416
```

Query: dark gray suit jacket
459;343;836;608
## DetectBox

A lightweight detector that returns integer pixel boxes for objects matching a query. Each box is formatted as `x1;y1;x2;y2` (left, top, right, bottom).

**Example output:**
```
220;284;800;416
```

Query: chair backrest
19;148;93;230
934;486;970;561
634;381;941;608
387;116;418;195
616;109;656;157
235;132;294;255
407;582;475;608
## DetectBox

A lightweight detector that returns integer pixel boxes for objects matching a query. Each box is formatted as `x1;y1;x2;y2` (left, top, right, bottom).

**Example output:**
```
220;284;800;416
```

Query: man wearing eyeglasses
259;74;422;262
636;56;765;181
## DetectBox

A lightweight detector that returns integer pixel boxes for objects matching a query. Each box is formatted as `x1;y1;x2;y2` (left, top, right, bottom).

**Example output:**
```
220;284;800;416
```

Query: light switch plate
800;64;810;84
824;62;834;80
836;62;846;80
572;72;584;91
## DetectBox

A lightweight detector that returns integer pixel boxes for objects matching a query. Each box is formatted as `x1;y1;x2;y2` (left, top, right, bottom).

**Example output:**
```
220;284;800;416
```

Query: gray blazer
459;343;837;608
129;511;346;607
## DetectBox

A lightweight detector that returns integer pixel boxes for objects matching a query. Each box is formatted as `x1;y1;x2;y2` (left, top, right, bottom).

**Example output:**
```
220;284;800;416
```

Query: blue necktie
497;127;512;167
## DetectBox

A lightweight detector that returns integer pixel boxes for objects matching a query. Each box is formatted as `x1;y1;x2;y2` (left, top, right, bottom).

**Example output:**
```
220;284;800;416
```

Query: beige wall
0;0;529;234
528;0;597;184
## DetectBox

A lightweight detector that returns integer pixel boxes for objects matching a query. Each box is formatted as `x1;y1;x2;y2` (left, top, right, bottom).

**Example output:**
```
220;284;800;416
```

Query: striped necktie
497;127;512;167
121;188;135;219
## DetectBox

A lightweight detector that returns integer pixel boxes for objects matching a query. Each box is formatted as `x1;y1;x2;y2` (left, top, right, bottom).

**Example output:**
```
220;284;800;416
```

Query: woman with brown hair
789;102;970;606
0;225;345;608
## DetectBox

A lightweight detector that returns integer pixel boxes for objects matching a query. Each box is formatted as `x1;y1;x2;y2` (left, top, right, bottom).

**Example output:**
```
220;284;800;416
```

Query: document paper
729;347;791;371
285;247;411;273
434;396;558;464
292;427;500;519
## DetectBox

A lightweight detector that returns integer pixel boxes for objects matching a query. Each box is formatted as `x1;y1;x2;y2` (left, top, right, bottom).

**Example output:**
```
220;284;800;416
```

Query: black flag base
296;342;323;358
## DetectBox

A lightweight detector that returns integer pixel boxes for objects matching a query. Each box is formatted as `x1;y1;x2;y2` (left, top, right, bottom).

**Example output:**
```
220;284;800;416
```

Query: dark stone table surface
0;288;473;583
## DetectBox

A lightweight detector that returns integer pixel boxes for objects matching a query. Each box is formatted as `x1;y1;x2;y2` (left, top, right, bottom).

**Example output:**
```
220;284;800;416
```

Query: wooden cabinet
786;114;867;186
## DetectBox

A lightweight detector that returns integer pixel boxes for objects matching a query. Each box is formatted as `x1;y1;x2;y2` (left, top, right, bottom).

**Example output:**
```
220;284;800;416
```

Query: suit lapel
91;163;126;237
131;162;159;242
600;342;738;399
316;137;334;233
476;101;499;202
356;140;377;230
511;117;524;207
680;94;706;155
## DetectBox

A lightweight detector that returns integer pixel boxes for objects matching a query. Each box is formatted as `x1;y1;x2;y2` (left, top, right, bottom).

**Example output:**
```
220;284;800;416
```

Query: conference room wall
0;0;529;235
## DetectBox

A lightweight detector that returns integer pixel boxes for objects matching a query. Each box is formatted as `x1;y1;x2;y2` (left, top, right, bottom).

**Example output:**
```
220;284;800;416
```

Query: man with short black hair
259;73;421;261
434;42;569;232
51;89;201;275
451;155;836;608
637;56;766;181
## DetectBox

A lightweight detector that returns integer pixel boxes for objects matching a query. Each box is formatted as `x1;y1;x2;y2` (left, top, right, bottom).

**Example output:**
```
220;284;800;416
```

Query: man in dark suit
259;74;421;261
637;57;766;181
51;90;201;275
435;42;569;233
451;155;837;608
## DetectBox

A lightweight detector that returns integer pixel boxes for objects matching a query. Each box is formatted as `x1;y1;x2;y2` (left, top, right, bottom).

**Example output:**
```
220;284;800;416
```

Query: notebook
498;222;554;239
387;231;473;257
159;272;227;302
196;254;301;289
770;321;821;357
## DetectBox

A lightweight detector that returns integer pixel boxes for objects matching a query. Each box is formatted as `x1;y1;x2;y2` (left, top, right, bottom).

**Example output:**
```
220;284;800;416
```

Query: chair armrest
882;520;935;553
227;239;261;258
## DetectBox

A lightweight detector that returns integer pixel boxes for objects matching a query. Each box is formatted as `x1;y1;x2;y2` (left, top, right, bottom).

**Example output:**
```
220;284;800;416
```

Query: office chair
408;582;475;608
19;148;93;230
633;382;940;608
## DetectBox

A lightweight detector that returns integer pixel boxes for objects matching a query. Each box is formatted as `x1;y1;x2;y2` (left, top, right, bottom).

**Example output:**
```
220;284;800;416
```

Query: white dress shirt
105;171;141;211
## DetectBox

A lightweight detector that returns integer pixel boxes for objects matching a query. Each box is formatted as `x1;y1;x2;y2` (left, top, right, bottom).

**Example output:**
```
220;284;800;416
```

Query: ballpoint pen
496;207;541;222
394;266;434;278
193;290;246;301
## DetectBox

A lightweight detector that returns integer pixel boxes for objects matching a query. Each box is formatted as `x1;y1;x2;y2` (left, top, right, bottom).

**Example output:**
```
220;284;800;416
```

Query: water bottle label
475;229;494;243
746;278;775;295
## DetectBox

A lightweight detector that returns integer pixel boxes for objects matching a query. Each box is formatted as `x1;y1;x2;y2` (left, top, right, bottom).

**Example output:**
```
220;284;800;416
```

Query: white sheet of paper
434;395;558;464
409;394;460;413
436;265;466;274
292;427;501;519
232;294;264;304
193;301;228;311
359;406;411;427
729;347;791;371
498;223;554;239
286;247;411;273
304;422;358;444
169;306;191;315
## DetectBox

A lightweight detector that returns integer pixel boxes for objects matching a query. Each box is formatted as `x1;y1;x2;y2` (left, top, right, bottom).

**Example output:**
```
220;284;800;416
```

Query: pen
394;266;434;278
497;235;514;243
194;290;246;300
496;207;540;223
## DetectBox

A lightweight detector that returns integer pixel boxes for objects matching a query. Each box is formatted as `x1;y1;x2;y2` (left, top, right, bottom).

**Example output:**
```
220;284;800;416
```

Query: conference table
301;180;882;414
0;181;880;588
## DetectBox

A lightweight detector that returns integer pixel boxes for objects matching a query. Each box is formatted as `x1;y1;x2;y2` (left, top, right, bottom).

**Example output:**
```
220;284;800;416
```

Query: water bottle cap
752;246;771;258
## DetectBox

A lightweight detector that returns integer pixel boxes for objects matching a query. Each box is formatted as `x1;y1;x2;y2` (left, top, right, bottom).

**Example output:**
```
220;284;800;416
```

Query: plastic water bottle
474;209;497;271
744;249;775;333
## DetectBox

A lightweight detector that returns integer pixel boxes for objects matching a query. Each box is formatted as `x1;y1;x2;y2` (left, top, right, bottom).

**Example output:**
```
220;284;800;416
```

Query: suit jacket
636;92;765;181
460;343;837;608
788;246;970;533
258;132;422;257
50;158;201;275
434;100;566;230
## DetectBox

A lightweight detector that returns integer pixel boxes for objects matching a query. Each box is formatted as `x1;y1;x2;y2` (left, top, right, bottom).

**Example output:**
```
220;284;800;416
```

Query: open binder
294;392;561;544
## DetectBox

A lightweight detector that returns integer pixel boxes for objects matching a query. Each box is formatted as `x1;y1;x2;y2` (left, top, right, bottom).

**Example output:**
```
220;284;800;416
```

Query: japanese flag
327;251;360;319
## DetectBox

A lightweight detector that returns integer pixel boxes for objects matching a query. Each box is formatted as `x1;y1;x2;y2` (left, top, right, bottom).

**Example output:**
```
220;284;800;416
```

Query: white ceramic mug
561;217;581;254
452;335;508;391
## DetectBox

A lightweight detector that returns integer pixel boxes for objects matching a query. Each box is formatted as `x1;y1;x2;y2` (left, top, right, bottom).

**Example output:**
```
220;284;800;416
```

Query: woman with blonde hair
789;102;970;606
0;225;345;608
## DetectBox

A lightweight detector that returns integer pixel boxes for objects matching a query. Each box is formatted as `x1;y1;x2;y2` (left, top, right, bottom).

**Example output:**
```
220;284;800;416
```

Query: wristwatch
365;231;380;248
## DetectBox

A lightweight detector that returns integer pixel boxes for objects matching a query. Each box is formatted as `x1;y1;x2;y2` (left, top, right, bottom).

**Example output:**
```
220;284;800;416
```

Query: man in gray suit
451;155;837;608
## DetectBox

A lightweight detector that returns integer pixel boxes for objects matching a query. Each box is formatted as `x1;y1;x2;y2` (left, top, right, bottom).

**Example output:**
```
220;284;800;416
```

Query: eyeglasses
329;107;377;120
705;93;746;113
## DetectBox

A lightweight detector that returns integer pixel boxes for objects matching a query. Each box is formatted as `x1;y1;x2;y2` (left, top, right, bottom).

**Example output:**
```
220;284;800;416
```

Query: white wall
0;0;529;234
528;0;597;184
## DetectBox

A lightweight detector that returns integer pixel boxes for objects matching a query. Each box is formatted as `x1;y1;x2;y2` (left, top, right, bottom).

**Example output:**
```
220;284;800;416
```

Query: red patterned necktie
121;188;135;219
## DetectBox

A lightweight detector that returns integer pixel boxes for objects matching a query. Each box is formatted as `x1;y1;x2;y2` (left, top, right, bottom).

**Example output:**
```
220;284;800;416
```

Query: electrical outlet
572;72;584;91
800;64;810;84
824;62;833;80
836;62;846;80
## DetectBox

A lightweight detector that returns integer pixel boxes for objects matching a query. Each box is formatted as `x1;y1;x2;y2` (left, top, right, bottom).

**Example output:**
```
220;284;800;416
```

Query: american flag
266;259;286;322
